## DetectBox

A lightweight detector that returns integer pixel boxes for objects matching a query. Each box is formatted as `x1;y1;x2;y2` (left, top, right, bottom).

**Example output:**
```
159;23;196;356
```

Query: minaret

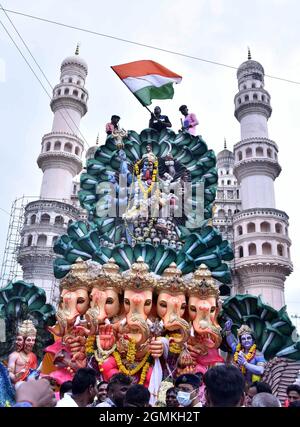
17;48;88;302
232;50;293;309
213;139;242;297
38;44;88;201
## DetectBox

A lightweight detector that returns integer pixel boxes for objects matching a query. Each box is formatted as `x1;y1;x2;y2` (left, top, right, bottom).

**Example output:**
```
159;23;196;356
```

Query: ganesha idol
42;259;93;383
84;258;123;372
155;263;191;377
100;257;163;393
185;264;224;375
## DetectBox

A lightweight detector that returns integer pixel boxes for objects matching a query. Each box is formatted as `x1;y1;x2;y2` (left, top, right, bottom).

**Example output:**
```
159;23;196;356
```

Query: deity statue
7;320;38;384
44;259;91;383
155;263;190;378
100;257;163;391
224;320;266;384
84;259;123;373
185;264;224;375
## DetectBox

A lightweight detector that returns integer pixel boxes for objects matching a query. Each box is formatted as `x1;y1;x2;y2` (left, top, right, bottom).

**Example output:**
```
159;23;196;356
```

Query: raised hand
99;324;115;350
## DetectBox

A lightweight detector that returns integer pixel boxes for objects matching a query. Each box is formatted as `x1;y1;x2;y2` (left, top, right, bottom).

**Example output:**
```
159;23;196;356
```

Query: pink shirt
183;113;199;136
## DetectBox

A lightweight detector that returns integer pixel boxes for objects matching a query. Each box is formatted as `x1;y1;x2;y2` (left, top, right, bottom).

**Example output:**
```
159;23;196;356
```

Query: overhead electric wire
1;7;300;86
0;7;90;148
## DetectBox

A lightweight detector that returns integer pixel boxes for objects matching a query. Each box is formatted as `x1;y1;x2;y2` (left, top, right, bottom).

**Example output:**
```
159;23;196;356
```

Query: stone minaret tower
213;139;242;297
232;49;292;309
17;48;88;302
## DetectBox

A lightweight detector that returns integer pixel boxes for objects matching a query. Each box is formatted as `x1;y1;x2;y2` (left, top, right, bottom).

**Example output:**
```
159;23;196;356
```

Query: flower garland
234;343;257;374
126;338;137;363
85;335;96;356
113;350;151;384
134;159;159;196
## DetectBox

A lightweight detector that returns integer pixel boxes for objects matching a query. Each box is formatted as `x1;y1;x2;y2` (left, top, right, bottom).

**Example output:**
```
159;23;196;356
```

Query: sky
0;0;299;327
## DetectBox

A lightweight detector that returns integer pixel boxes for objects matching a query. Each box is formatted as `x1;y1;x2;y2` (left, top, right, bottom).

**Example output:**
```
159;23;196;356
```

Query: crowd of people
105;105;199;136
5;364;300;408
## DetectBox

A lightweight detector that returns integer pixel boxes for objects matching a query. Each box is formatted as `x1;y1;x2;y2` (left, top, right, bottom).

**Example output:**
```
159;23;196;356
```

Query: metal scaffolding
0;196;32;287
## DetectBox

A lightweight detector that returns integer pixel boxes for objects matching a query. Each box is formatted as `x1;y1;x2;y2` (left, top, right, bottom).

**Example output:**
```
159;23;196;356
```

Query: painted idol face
240;333;254;350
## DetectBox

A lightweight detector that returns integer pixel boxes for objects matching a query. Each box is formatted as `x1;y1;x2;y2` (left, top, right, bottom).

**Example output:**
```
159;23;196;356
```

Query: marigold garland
85;335;96;355
113;350;151;384
126;338;137;363
234;343;257;374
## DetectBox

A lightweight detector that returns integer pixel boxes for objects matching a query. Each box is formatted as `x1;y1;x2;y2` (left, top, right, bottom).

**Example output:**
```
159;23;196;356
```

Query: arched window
52;236;58;245
260;221;270;232
54;141;61;150
218;209;225;218
81;93;85;100
37;234;47;246
77;80;81;85
238;98;241;104
267;148;272;158
274;152;277;159
248;243;257;256
41;213;50;224
220;170;223;176
54;215;64;226
228;209;232;217
253;93;258;101
27;235;33;246
262;95;265;102
246;147;252;158
237;225;243;236
287;247;290;258
262;242;272;255
237;189;240;198
73;90;78;97
275;223;282;233
247;222;256;233
68;219;73;226
245;95;249;102
243;85;246;90
238;151;242;161
46;141;51;151
221;180;224;185
277;244;284;256
285;227;288;236
227;180;231;185
219;285;231;296
30;214;36;225
239;246;244;258
252;83;256;88
64;88;69;95
75;147;80;156
57;89;61;96
68;78;73;83
64;143;72;153
256;147;264;157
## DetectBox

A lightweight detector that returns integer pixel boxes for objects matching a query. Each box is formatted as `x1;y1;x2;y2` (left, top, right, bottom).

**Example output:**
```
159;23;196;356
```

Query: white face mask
177;391;193;407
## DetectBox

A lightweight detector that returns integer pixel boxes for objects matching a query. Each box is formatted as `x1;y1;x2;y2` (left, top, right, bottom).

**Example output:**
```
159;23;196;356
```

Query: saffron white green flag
111;60;182;106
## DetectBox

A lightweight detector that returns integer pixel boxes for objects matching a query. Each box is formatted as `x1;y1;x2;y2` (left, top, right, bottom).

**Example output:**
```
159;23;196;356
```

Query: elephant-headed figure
44;259;92;382
101;257;158;387
84;259;123;372
155;263;191;375
186;264;224;375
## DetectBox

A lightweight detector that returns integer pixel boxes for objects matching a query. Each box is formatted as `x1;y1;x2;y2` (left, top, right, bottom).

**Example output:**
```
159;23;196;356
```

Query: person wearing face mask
174;374;202;407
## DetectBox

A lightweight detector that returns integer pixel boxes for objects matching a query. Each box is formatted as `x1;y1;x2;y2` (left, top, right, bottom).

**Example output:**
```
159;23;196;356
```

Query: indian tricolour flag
111;60;182;106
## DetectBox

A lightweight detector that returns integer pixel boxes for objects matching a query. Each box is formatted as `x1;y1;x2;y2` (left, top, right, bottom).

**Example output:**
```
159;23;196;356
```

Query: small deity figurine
224;320;266;384
7;320;38;384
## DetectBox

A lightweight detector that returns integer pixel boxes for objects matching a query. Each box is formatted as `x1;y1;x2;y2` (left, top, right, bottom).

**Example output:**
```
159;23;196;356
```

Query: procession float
31;125;298;403
0;57;299;404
